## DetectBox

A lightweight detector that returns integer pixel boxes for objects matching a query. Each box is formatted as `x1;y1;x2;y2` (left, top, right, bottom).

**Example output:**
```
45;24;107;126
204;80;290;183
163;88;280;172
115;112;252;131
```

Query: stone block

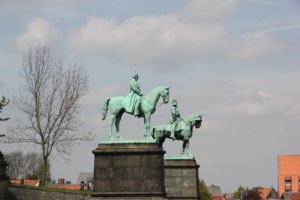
164;159;200;199
92;142;166;199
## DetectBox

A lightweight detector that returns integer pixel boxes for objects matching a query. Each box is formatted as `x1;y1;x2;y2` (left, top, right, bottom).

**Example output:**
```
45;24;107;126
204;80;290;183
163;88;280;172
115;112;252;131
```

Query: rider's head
172;99;177;106
133;72;139;80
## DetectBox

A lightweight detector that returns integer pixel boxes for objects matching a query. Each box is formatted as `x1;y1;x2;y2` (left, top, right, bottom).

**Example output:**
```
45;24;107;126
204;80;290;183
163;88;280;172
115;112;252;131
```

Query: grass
9;184;92;195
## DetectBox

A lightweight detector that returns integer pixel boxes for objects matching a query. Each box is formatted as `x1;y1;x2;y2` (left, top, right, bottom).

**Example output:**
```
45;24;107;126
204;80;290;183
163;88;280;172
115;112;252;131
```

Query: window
285;177;292;192
298;177;300;192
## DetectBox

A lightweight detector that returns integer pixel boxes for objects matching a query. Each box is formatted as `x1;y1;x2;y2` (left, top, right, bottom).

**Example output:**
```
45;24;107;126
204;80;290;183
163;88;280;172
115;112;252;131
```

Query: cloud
283;103;300;120
12;18;59;52
83;84;125;106
261;23;300;33
68;0;287;67
179;0;238;22
68;16;229;66
213;89;295;117
2;0;77;6
230;32;288;60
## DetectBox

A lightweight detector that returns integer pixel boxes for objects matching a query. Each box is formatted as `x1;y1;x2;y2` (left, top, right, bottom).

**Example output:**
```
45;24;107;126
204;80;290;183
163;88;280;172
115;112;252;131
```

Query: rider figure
170;99;181;140
129;72;143;117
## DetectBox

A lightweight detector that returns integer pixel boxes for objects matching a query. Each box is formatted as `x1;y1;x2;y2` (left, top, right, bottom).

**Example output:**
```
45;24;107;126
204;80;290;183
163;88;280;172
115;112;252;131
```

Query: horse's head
187;114;203;128
160;87;170;104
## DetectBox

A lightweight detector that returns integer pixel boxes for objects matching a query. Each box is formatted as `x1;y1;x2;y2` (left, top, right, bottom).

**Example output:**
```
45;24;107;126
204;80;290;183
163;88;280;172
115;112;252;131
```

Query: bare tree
4;151;41;179
0;96;10;122
7;46;89;185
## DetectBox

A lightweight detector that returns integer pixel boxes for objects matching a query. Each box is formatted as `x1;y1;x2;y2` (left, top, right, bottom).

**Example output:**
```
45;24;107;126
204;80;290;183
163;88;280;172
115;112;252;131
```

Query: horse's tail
102;98;110;120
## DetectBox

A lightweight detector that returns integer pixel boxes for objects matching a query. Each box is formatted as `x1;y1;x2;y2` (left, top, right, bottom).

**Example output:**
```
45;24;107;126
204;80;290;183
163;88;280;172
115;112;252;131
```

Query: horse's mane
146;86;167;96
186;115;202;122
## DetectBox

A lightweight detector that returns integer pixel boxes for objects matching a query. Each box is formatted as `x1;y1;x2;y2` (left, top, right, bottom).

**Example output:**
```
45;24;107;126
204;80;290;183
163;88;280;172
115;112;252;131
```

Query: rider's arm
130;80;142;96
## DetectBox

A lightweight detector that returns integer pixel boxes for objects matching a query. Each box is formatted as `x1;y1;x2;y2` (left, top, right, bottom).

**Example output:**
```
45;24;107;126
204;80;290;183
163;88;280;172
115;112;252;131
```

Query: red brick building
258;187;278;199
278;155;300;197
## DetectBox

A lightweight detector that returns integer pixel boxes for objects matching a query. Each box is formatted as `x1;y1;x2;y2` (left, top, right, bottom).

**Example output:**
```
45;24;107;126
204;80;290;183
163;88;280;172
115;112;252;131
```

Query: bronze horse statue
102;86;170;139
151;115;202;155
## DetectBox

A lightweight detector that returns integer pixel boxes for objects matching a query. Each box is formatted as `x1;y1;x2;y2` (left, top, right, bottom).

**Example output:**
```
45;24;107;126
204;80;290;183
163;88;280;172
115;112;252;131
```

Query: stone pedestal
92;142;167;199
164;159;200;200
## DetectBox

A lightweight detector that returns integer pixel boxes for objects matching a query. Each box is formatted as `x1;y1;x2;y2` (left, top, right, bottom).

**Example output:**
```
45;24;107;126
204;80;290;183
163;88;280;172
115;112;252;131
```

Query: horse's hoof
116;136;122;140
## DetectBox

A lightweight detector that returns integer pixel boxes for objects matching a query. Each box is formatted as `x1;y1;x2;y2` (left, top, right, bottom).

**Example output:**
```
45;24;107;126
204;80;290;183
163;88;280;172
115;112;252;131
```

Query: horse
102;86;170;139
151;114;202;155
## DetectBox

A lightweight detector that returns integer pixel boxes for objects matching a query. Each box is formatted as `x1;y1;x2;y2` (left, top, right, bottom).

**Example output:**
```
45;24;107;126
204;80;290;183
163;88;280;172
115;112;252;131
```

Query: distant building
258;187;278;199
207;184;224;200
282;192;300;200
77;172;93;191
278;155;300;197
223;193;234;200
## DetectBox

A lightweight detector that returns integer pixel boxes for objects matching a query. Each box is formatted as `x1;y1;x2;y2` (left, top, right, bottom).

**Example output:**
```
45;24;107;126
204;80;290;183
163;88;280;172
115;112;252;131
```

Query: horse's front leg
144;113;151;139
182;140;187;154
186;139;190;152
182;139;191;156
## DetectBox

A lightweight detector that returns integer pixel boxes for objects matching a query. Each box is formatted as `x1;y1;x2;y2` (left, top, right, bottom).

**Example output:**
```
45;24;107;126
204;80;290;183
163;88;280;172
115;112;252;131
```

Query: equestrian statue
151;100;203;155
102;72;170;139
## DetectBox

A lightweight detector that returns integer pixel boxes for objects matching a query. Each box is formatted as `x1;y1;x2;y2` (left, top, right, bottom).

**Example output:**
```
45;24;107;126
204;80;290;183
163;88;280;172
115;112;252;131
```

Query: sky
1;0;300;193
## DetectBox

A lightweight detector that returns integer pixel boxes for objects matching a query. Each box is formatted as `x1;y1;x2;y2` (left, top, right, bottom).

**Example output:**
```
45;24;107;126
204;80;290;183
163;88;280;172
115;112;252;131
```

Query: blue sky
1;0;300;193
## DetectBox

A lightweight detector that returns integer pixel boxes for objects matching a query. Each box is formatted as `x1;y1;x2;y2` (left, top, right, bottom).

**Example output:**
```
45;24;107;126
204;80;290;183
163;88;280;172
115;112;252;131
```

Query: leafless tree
4;151;41;179
4;151;23;179
0;96;10;121
6;46;89;185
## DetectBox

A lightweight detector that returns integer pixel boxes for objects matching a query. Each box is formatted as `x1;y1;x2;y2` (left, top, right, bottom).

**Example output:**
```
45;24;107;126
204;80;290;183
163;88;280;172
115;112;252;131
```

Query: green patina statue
170;99;182;140
151;100;203;156
102;73;170;140
125;72;143;117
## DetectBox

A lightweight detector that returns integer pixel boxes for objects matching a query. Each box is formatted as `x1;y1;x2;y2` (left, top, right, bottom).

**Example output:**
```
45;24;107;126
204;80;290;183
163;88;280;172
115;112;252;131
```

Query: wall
278;155;300;197
46;184;81;190
8;186;90;200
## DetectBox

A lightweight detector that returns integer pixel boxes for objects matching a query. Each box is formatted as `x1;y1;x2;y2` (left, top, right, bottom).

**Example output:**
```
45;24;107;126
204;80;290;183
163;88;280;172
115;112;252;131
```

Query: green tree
199;179;212;200
234;186;263;200
241;187;262;200
234;185;247;199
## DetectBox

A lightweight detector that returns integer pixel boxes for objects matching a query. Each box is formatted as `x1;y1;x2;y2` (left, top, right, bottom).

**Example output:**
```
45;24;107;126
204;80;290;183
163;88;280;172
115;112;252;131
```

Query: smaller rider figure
170;99;181;140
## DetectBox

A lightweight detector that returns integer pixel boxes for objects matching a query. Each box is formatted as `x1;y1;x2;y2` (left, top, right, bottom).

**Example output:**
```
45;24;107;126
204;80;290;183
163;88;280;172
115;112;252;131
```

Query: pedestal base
92;142;167;199
164;159;200;200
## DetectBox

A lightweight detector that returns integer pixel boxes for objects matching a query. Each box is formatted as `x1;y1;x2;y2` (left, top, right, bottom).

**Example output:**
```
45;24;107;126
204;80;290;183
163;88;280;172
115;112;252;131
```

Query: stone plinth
164;159;200;200
92;142;167;199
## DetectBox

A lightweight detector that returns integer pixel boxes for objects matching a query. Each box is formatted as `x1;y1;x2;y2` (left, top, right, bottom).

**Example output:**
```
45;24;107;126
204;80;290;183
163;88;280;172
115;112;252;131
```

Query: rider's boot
170;131;175;141
134;102;139;117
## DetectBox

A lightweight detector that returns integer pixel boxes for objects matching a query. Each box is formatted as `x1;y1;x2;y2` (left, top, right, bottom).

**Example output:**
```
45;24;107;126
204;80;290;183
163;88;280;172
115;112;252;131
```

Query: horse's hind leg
109;114;116;139
115;111;124;139
144;113;151;139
